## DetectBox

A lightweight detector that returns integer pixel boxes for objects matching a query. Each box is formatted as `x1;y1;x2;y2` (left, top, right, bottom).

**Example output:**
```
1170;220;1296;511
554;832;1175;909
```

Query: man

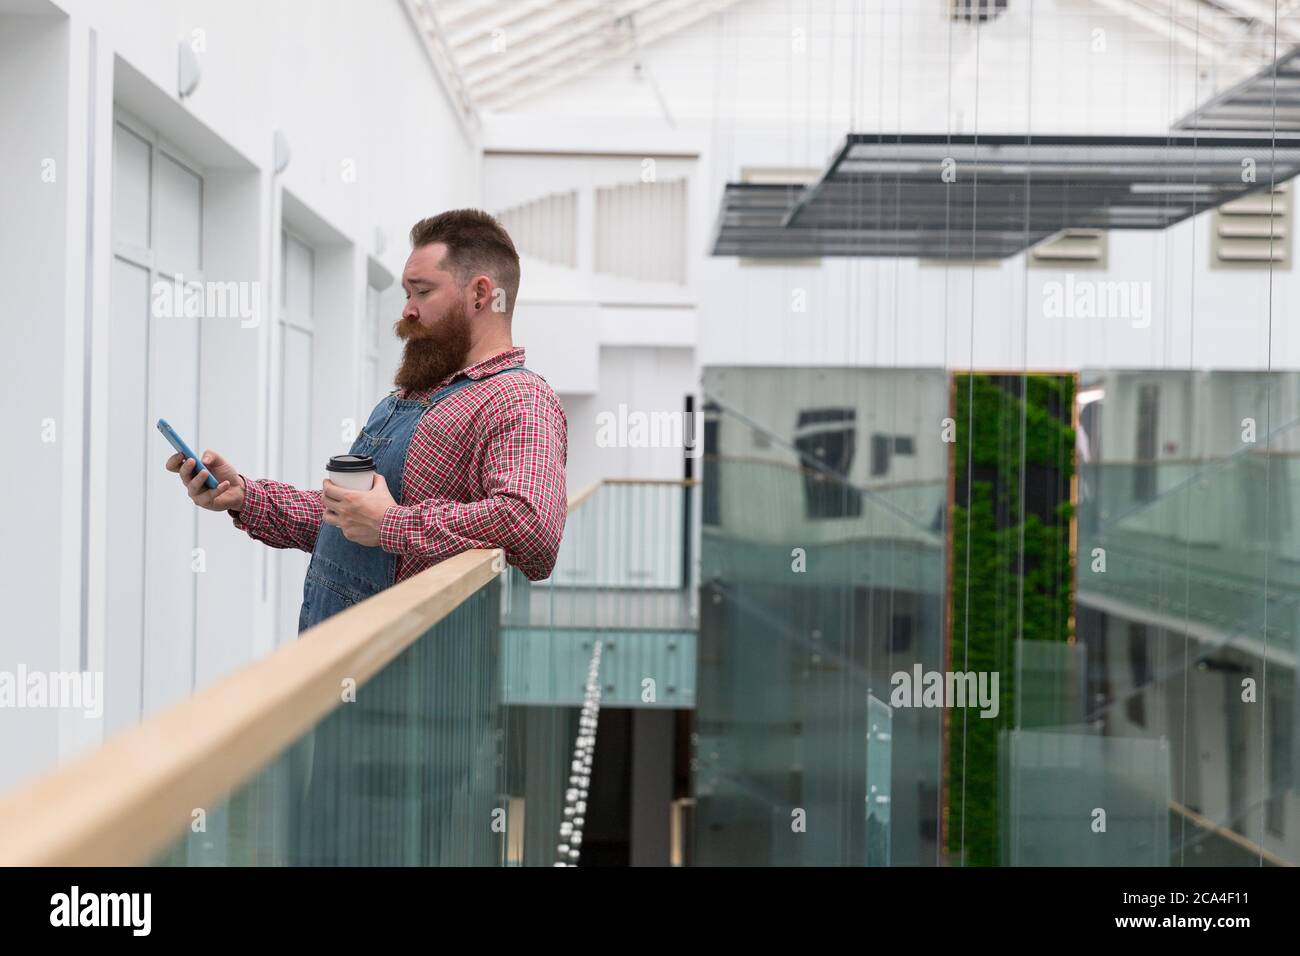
165;209;568;632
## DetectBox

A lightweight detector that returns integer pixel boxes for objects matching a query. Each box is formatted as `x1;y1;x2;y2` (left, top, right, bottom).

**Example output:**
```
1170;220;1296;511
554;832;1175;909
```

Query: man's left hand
322;473;398;547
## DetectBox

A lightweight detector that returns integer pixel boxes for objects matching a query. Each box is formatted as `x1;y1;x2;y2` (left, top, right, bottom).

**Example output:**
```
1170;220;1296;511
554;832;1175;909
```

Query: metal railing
555;640;603;867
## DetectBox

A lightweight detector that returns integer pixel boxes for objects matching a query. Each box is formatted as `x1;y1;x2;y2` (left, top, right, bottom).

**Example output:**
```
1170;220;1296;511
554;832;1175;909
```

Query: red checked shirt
230;347;568;581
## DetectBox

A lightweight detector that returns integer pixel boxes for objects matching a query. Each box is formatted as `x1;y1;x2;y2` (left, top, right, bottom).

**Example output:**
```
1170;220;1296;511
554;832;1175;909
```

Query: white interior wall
193;164;262;696
0;0;481;792
104;110;208;734
590;346;696;480
0;7;73;795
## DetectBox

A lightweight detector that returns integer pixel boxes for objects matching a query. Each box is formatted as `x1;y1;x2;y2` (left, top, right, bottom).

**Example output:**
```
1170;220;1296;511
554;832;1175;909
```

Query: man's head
394;208;521;391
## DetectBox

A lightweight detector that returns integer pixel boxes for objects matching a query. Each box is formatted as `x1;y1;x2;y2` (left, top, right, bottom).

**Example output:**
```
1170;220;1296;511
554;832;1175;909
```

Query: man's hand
166;449;245;512
322;473;398;547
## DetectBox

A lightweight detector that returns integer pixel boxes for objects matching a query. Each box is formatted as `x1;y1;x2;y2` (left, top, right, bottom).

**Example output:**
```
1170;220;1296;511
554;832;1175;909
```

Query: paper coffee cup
326;454;375;491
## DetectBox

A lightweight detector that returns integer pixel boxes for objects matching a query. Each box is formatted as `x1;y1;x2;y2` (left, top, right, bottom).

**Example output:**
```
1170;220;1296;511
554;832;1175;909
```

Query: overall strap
426;365;533;405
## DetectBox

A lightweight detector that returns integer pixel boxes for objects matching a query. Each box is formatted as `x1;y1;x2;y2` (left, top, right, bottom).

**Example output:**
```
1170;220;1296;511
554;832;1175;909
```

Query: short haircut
409;209;521;317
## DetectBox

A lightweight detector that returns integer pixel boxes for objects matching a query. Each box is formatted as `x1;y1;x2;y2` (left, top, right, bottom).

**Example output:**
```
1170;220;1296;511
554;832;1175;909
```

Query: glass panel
508;482;695;633
1000;730;1170;866
693;366;949;865
1076;369;1300;866
866;694;892;866
155;580;509;865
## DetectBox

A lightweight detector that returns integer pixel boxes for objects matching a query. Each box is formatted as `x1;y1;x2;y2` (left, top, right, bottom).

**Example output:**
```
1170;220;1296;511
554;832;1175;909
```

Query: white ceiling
403;0;1300;122
1090;0;1300;66
405;0;745;115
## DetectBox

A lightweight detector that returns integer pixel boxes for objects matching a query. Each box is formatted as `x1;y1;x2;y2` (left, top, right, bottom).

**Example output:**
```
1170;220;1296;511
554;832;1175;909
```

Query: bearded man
165;209;569;631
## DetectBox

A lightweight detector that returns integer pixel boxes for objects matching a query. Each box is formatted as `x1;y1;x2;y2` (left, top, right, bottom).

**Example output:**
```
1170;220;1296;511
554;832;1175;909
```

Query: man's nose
402;301;418;320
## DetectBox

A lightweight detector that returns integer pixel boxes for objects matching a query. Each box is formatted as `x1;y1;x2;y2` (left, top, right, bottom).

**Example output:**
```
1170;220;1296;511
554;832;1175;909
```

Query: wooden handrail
0;475;689;864
1084;452;1300;466
699;454;947;491
601;477;700;486
566;477;699;516
1168;799;1293;867
567;480;603;513
0;548;502;866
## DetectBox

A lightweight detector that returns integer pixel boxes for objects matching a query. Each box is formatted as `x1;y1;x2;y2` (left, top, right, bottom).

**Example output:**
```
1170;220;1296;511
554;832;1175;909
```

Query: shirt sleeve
378;386;568;580
229;474;325;553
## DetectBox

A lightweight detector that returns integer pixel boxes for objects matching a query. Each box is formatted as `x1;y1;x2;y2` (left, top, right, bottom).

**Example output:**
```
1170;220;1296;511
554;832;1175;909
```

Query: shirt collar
457;346;526;382
403;346;526;398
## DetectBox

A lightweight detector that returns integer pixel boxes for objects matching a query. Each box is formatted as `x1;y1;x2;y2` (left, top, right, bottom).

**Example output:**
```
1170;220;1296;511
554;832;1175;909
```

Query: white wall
0;0;481;792
0;7;73;799
568;346;698;483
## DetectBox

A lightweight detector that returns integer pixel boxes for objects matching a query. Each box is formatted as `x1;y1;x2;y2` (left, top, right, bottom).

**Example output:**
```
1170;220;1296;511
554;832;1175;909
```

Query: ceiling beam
461;0;666;80
1156;0;1255;46
1211;0;1300;42
459;0;618;77
473;0;692;102
445;0;557;49
481;0;745;112
439;0;507;34
1089;0;1231;60
402;0;480;133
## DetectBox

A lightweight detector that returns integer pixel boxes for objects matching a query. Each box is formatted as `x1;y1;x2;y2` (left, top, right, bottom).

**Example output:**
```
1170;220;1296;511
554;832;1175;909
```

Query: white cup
326;454;375;491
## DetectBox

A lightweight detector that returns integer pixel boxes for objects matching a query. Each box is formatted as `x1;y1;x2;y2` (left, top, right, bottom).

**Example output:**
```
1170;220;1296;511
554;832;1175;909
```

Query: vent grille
594;179;688;284
496;190;578;268
1030;228;1107;267
1212;184;1290;267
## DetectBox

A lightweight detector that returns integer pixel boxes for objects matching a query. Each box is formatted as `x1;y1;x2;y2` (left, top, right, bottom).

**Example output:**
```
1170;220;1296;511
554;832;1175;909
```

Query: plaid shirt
230;347;568;581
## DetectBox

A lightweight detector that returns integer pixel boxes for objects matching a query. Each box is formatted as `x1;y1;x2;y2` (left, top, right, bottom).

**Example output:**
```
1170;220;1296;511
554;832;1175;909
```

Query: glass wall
1075;370;1300;866
694;367;948;865
693;366;1298;866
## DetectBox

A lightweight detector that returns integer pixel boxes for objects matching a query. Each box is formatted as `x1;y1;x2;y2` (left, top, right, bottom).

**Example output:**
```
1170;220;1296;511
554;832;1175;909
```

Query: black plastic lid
326;454;375;473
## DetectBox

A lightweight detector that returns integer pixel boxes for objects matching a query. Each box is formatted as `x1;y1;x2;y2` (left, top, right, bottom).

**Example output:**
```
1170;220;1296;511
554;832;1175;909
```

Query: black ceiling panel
712;132;1300;260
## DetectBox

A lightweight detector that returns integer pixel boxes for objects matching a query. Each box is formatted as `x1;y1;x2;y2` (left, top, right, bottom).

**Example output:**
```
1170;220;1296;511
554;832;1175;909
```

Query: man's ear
472;275;493;311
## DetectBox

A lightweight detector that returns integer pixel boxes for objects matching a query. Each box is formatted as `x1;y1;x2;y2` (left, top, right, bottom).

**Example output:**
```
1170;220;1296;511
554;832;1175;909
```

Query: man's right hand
166;449;246;513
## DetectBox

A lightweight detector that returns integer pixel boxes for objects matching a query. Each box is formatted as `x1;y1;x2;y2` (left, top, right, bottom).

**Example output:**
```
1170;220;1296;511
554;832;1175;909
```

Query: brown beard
392;302;473;392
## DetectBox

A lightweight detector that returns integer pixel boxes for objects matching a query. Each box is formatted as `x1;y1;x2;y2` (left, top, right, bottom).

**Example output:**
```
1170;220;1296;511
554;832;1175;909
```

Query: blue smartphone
157;418;219;490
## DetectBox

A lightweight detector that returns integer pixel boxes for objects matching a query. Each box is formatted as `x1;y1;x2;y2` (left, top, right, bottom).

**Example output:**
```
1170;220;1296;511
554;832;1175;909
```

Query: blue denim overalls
297;365;531;633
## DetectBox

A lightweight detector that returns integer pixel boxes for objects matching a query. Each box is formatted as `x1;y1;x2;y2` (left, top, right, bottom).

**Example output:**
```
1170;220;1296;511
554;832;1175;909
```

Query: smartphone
157;418;219;490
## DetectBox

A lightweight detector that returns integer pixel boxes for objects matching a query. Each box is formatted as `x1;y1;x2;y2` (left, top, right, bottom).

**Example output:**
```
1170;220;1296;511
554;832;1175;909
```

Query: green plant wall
947;373;1075;866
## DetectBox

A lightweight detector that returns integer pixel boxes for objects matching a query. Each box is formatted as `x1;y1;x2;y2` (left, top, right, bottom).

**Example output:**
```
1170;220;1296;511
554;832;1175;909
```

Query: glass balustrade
691;366;1298;866
154;579;507;866
693;366;950;865
28;366;1300;868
